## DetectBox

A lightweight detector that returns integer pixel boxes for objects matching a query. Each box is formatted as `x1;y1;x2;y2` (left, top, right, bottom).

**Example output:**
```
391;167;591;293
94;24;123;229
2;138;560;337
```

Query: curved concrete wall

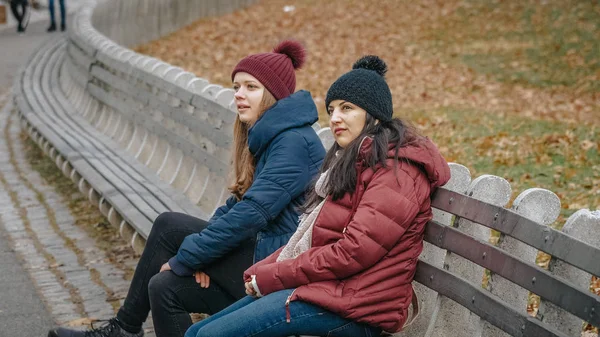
92;0;257;47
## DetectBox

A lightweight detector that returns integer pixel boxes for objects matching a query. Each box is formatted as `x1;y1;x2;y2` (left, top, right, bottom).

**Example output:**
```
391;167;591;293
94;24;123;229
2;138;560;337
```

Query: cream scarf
276;169;330;262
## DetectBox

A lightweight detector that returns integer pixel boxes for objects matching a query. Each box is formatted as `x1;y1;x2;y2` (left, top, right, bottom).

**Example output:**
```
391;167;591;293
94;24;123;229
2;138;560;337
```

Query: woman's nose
330;110;342;123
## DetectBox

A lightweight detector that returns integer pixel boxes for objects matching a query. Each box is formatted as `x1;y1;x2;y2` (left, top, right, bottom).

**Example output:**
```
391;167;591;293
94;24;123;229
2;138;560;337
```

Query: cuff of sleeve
251;275;263;298
254;265;284;295
168;256;195;276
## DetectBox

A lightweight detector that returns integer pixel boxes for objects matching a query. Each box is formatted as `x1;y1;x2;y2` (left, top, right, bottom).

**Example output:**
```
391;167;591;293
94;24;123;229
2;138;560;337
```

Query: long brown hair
301;115;421;212
229;90;277;200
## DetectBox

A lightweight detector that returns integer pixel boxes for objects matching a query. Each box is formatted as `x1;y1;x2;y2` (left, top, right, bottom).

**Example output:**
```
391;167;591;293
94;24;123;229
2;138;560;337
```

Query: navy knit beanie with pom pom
325;55;393;122
232;40;306;100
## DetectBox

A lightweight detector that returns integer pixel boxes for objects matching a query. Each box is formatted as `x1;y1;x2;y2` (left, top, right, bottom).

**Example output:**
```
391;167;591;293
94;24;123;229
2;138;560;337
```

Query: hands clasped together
160;262;212;289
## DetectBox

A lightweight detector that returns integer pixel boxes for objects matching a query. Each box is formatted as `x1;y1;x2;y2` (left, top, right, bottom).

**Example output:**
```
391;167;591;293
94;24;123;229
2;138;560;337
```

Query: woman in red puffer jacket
185;55;451;337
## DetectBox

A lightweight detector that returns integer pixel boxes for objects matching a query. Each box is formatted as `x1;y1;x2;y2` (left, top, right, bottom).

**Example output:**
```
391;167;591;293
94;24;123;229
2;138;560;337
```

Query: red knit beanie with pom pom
232;40;306;100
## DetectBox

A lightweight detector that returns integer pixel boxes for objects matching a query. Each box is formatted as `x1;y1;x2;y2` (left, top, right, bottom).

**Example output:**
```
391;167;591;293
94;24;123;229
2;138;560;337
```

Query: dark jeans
48;0;65;26
185;289;382;337
116;212;254;337
9;0;28;30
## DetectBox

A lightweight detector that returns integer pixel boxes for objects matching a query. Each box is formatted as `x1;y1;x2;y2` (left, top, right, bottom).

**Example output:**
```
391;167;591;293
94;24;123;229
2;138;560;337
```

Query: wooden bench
406;171;600;337
13;35;209;253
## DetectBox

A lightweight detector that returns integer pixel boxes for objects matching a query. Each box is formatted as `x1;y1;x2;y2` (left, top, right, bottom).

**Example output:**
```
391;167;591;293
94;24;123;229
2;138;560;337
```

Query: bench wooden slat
68;31;97;60
432;188;600;277
66;47;91;84
19;37;200;236
90;64;232;149
20;107;153;236
87;82;228;176
57;57;209;222
49;82;207;220
41;43;176;218
414;261;570;337
89;65;133;97
59;61;209;222
95;49;235;124
93;51;129;77
93;48;234;124
67;43;94;72
65;58;89;89
130;66;195;104
22;38;167;226
190;92;237;124
424;220;600;326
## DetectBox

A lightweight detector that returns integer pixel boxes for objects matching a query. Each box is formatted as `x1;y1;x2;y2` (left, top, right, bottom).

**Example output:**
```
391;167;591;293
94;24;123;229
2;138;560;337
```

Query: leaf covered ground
134;0;599;329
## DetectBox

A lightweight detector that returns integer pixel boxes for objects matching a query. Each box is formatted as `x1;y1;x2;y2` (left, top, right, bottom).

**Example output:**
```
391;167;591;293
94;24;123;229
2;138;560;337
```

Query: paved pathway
0;0;87;34
1;0;86;89
0;17;155;337
0;20;57;90
0;92;155;336
0;121;55;334
0;92;56;336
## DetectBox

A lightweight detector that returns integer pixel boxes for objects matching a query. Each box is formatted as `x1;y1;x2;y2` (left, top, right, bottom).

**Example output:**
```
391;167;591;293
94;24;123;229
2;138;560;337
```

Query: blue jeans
185;289;382;337
48;0;65;26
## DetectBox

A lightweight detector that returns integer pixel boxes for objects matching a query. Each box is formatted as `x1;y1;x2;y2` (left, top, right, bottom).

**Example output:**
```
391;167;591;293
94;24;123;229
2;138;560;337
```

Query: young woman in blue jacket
48;40;326;337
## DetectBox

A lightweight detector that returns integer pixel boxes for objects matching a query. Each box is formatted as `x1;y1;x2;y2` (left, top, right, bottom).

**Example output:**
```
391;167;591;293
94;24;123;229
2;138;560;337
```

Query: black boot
47;318;143;337
47;23;56;32
61;22;66;31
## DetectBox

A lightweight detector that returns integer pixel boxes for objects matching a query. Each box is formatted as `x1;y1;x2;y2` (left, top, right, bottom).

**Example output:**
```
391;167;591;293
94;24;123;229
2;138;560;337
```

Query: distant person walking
9;0;29;33
47;0;65;32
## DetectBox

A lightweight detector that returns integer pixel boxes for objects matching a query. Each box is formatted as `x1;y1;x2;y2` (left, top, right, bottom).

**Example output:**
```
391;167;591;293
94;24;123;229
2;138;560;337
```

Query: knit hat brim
325;68;393;122
231;40;306;101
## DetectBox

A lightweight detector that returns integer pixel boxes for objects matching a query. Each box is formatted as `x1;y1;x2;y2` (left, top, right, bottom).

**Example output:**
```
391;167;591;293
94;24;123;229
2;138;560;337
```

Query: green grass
403;0;600;226
431;0;600;92
399;106;600;226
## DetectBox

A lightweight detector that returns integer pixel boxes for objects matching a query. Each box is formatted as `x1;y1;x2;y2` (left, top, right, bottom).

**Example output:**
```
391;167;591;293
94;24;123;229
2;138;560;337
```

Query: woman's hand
245;281;257;297
194;271;210;288
159;262;171;273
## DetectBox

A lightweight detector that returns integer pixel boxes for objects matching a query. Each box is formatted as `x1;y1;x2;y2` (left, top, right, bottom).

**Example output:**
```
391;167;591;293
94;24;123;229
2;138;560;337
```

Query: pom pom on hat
273;40;306;70
352;55;387;77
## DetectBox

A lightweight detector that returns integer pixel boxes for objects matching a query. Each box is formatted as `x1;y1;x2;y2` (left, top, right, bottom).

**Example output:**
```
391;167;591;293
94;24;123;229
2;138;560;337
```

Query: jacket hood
248;90;319;158
358;136;451;189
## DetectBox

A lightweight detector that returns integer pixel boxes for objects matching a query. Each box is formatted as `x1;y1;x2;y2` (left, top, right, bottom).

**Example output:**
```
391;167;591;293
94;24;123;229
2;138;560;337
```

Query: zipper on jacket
285;289;297;323
343;154;366;234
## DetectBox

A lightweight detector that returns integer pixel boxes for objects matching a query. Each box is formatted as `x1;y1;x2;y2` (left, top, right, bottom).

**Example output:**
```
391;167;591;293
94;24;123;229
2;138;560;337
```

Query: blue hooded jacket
170;90;325;275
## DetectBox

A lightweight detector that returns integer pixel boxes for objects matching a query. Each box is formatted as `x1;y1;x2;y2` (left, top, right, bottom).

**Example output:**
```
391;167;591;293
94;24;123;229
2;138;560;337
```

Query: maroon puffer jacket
244;136;450;333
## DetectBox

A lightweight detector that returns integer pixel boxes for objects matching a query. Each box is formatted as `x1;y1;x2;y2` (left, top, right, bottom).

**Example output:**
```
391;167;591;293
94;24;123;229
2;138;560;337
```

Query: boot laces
84;318;119;337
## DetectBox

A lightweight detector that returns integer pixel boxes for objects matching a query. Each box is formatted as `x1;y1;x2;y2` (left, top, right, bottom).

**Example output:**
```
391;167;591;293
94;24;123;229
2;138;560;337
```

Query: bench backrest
405;167;600;337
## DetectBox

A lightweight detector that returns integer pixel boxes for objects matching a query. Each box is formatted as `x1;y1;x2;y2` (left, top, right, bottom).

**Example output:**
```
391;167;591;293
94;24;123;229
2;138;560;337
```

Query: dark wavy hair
301;115;421;213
